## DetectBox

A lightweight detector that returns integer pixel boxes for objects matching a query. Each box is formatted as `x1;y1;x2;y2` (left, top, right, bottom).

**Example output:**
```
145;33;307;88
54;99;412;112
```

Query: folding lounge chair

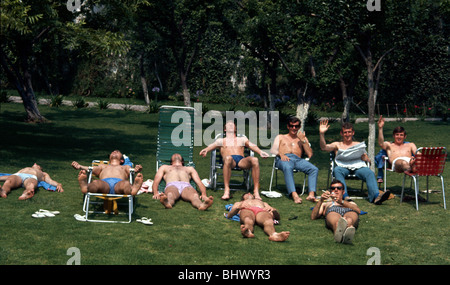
82;160;136;223
401;147;447;210
268;151;310;196
156;105;196;192
327;152;366;196
209;133;253;192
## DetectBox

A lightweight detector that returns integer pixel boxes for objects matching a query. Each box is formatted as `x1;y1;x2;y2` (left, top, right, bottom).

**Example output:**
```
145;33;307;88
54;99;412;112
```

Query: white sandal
136;217;153;225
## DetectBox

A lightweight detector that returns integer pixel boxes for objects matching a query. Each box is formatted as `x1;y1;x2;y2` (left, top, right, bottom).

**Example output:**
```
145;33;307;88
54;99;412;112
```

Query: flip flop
32;212;46;218
137;217;153;225
342;226;356;244
74;214;87;222
39;209;60;215
374;190;391;205
334;217;347;243
34;211;55;217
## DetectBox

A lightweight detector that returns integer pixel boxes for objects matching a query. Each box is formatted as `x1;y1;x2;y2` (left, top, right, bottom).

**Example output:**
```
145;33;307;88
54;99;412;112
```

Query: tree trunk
0;48;45;122
139;54;150;105
180;71;191;107
339;76;351;123
295;83;309;133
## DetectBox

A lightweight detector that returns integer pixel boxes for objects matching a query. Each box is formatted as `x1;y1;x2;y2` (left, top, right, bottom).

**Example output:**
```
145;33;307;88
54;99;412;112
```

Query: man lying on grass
0;163;63;200
311;179;361;244
71;150;143;196
226;192;290;242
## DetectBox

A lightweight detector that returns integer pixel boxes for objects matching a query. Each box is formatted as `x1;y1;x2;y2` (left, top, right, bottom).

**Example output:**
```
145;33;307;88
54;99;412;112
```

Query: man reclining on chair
152;153;214;210
378;115;417;173
0;163;63;200
199;120;269;200
71;150;143;196
226;192;290;242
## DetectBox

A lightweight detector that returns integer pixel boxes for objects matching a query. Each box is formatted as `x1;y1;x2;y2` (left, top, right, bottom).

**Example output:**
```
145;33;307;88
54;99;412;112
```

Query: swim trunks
165;181;192;194
242;206;266;216
13;173;38;186
102;178;123;194
391;156;411;172
231;155;244;167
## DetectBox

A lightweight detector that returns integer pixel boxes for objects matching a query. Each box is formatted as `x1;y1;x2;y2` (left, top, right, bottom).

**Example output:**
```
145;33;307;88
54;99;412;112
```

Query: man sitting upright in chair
71;150;143;196
377;115;417;173
199;120;269;200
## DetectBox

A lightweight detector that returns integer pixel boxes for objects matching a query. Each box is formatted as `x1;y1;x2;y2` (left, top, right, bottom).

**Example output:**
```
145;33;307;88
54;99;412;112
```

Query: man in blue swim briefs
199;121;269;200
152;153;214;210
71;150;143;196
0;163;63;200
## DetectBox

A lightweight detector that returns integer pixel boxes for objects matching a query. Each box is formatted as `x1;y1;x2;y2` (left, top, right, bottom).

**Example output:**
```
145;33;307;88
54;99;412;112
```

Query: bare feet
221;189;232;200
198;196;214;211
253;191;262;200
131;173;144;195
159;193;173;209
306;193;317;202
292;192;302;204
240;225;255;238
78;170;89;193
0;185;7;198
269;231;290;242
18;189;34;200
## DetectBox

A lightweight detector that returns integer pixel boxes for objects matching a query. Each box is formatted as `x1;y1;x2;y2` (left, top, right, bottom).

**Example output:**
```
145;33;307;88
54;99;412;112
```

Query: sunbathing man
152;153;214;210
199;120;269;200
270;116;319;204
378;115;417;173
311;179;361;244
226;192;290;242
319;120;390;205
0;163;63;200
71;150;143;195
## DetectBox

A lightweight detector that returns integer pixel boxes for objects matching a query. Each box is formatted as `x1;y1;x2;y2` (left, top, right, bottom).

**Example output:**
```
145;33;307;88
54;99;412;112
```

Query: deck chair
209;133;254;191
327;152;367;196
268;145;311;196
156;105;196;192
82;160;136;223
401;147;447;210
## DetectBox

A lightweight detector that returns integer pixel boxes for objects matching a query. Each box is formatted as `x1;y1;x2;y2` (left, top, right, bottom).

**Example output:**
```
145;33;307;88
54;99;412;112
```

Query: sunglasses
330;186;343;190
288;124;300;129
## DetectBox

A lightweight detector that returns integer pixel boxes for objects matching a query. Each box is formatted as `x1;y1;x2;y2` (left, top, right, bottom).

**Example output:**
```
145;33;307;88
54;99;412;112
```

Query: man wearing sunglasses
311;179;360;244
270;116;319;204
319;120;390;205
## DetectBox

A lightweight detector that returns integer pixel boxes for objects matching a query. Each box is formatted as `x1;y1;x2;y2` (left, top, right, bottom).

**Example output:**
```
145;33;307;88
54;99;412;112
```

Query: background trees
1;0;448;120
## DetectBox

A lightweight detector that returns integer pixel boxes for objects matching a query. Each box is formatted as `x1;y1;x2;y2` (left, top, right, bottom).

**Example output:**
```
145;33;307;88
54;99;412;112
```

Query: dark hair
287;116;300;125
341;122;354;131
393;126;406;136
330;179;344;189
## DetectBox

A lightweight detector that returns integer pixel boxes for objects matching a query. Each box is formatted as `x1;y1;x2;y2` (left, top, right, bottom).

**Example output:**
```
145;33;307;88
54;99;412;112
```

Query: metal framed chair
156;105;196;192
327;152;366;194
82;160;136;223
268;146;311;195
209;133;253;192
401;147;447;210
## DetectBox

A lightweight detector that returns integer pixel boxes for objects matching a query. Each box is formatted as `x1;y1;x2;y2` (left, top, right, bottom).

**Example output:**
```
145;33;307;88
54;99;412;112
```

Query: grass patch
0;103;449;265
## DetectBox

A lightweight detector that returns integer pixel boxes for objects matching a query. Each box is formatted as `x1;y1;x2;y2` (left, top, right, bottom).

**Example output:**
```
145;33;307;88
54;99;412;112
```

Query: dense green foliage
1;0;448;117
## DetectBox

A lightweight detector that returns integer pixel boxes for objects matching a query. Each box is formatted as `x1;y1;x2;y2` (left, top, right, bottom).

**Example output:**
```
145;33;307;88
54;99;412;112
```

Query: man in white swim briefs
152;153;214;210
0;163;63;200
378;115;417;173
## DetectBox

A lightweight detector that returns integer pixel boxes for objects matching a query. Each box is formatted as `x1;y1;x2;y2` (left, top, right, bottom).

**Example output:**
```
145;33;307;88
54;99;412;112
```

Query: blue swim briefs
102;178;122;194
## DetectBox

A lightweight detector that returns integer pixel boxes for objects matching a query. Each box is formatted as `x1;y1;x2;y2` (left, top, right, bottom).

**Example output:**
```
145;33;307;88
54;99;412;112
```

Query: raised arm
377;115;388;149
319;120;337;152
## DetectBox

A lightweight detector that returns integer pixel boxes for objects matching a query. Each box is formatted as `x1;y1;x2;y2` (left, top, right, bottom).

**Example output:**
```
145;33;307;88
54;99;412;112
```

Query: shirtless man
311;179;360;244
199;121;269;200
152;153;213;210
226;192;290;242
0;163;63;200
320;120;390;205
71;150;143;195
270;116;319;204
378;115;417;173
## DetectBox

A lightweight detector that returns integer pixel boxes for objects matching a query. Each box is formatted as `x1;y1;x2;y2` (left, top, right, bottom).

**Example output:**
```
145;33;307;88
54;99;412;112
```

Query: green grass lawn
0;102;449;266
